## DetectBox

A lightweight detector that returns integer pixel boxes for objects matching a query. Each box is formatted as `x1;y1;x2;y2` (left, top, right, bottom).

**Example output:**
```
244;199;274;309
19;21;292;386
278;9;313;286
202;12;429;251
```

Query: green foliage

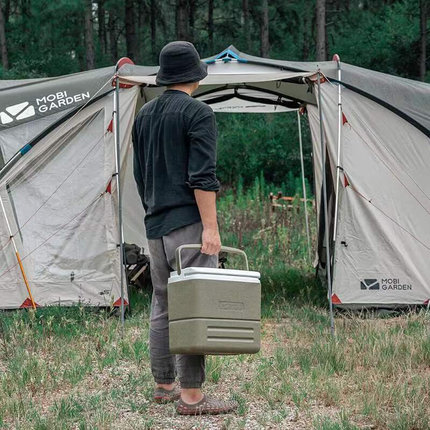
330;0;424;77
1;0;428;80
4;0;89;78
216;113;314;188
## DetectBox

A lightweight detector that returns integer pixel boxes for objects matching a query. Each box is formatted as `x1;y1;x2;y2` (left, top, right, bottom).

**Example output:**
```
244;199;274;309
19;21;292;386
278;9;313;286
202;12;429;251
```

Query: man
132;41;237;415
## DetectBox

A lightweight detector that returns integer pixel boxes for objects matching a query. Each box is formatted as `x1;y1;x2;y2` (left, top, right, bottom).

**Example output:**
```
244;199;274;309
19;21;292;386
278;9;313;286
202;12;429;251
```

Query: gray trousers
147;221;217;389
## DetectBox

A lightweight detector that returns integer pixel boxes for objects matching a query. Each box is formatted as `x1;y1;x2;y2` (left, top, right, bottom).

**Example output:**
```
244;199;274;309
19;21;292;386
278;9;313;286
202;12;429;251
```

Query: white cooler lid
169;267;261;281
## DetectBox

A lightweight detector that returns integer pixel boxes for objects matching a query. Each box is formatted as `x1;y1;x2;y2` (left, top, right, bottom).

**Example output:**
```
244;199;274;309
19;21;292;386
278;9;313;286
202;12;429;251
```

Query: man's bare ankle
156;382;176;390
181;388;204;404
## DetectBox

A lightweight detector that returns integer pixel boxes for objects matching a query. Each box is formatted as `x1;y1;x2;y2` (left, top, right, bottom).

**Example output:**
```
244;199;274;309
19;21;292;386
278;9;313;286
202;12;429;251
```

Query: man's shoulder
137;98;158;116
184;96;214;119
134;93;213;121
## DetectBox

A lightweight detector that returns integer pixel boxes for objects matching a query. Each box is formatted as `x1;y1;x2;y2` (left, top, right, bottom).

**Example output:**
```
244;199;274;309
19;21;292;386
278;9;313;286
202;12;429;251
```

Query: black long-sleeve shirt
132;89;220;240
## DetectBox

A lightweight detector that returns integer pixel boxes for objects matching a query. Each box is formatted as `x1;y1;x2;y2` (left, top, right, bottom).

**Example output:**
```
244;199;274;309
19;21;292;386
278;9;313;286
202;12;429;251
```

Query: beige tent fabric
308;81;430;306
118;61;312;86
0;87;140;308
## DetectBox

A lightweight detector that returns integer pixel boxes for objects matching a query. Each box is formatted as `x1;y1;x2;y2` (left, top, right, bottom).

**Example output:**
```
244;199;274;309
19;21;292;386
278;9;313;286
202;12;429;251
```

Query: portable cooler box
168;244;261;355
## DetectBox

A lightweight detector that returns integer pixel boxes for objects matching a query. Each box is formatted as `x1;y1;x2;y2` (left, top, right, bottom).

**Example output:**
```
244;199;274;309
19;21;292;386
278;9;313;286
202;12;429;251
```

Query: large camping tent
0;46;429;312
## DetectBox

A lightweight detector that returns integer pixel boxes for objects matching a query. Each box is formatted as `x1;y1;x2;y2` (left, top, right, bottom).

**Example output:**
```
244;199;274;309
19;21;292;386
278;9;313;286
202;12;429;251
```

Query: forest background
0;0;428;191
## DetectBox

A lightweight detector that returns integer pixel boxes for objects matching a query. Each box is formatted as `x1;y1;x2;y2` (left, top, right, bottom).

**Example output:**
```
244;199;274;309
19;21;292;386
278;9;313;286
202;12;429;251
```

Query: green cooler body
168;245;261;355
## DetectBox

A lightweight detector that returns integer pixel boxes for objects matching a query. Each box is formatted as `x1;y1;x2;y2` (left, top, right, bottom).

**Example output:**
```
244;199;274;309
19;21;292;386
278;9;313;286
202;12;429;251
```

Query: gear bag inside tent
0;46;429;312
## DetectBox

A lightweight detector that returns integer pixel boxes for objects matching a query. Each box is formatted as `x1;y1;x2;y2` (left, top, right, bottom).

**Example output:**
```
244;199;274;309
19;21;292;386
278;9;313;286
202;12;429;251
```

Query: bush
216;113;313;191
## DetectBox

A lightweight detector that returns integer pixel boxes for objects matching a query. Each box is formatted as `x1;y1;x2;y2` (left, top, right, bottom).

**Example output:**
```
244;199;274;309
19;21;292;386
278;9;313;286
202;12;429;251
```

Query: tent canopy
2;45;428;130
0;45;429;310
118;45;430;134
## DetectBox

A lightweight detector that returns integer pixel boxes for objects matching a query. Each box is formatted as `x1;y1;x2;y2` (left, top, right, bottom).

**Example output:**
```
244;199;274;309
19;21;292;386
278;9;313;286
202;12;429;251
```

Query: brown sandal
153;385;181;403
176;395;238;415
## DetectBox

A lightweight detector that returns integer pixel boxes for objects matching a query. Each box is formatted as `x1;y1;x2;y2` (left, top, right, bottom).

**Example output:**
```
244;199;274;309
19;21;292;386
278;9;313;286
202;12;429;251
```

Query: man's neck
167;83;196;96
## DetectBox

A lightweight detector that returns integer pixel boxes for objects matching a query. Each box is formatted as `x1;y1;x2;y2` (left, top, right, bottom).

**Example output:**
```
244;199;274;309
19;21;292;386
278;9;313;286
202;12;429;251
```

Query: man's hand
201;227;221;255
194;189;221;255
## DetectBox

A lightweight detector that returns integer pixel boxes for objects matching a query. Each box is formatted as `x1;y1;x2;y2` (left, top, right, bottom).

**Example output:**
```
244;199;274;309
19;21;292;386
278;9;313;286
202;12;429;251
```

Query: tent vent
106;180;112;194
206;48;247;64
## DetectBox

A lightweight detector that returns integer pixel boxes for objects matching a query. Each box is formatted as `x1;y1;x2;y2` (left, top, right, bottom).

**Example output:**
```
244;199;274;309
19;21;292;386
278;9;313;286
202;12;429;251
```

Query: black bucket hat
156;41;208;86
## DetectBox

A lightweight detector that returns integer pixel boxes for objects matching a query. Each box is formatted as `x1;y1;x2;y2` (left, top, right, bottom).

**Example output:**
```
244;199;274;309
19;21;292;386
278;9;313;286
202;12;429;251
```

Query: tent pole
332;55;342;242
0;195;36;309
113;75;126;331
297;110;311;261
317;72;335;337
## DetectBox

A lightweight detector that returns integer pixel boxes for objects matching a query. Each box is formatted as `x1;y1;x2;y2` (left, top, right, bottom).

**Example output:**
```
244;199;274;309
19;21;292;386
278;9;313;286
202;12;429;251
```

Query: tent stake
317;72;335;337
0;195;36;309
113;74;126;333
332;55;342;242
297;110;311;261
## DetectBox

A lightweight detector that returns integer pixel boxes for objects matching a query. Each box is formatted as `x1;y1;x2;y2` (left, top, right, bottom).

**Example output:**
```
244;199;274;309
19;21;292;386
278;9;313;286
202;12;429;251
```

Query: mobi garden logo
360;278;412;291
0;90;90;125
360;279;380;290
0;102;35;125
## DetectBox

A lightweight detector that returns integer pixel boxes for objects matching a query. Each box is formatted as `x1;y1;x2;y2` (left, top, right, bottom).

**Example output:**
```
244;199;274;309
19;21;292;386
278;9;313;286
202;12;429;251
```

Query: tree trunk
108;10;117;63
208;0;214;52
242;0;251;51
84;0;95;70
303;8;310;60
21;0;30;51
125;0;137;60
77;15;86;71
97;0;107;55
151;0;156;61
4;0;9;23
189;0;195;42
0;1;8;70
419;0;427;81
136;0;145;63
260;0;269;57
176;0;189;40
315;0;326;61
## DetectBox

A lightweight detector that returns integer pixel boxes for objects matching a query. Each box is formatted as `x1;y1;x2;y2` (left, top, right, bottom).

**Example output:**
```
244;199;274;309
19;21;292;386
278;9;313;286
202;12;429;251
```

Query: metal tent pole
317;72;335;337
0;195;36;309
332;54;342;242
113;74;125;330
297;110;311;261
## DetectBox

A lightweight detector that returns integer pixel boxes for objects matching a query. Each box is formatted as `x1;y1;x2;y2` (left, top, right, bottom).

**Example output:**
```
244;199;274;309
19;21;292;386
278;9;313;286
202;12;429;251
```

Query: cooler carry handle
175;244;249;275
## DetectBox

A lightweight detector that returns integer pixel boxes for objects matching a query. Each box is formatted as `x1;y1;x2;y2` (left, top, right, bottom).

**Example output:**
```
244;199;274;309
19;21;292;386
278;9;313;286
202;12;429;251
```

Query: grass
0;291;429;429
0;182;429;429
